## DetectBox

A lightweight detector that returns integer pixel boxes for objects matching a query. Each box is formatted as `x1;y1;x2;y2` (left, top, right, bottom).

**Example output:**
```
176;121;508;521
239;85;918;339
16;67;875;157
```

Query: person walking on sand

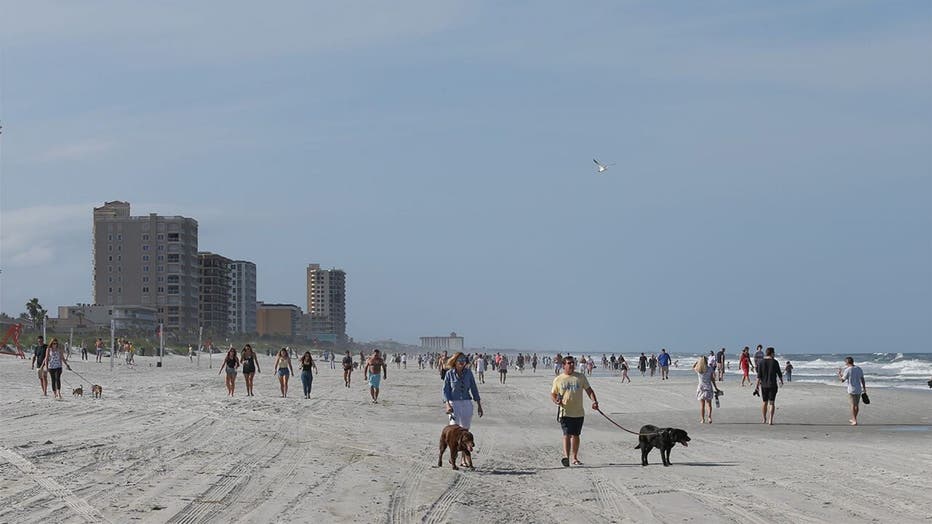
341;351;354;387
649;354;657;377
785;361;793;382
716;348;726;380
739;347;753;387
638;353;648;377
219;347;239;397
551;356;599;467
443;352;484;436
753;345;765;372
658;349;671;380
31;336;50;397
241;344;260;396
364;349;388;403
620;356;631;383
475;353;486;384
188;344;195;363
694;355;722;424
273;348;294;398
299;351;318;399
95;337;104;363
838;357;866;426
755;347;784;425
498;355;509;384
42;338;71;400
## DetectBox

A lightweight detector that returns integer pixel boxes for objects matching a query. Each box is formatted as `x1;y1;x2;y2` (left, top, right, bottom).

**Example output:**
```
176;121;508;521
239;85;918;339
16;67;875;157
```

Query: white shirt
842;366;864;395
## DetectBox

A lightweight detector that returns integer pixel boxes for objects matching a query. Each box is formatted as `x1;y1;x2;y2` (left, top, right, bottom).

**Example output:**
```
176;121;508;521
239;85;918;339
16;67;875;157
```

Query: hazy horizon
1;2;930;353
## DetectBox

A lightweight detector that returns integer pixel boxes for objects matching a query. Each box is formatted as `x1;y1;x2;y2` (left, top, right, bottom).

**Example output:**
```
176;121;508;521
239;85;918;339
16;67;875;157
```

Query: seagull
593;158;615;173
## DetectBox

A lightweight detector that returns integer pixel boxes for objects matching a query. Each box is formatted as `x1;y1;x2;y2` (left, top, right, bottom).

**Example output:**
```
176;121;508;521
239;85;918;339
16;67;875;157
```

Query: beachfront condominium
306;263;347;344
230;260;257;334
92;201;199;333
198;252;233;337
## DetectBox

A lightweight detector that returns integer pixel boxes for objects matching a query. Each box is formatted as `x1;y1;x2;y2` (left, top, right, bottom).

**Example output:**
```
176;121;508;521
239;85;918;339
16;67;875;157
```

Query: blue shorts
560;416;584;436
368;374;381;388
278;368;290;377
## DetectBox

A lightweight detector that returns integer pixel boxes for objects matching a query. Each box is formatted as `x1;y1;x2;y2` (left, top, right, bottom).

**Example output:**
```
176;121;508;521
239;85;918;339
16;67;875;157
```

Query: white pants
449;400;474;430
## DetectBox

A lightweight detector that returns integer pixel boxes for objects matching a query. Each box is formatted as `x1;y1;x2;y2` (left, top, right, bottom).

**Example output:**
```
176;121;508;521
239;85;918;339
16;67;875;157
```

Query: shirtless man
342;351;354;388
364;349;388;403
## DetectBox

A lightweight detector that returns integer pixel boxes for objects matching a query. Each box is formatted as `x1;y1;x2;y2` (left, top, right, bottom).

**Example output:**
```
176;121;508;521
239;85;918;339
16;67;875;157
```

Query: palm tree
25;298;43;329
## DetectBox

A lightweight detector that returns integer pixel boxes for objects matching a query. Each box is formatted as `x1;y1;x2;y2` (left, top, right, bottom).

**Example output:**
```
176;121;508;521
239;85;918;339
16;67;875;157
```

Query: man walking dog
551;356;599;467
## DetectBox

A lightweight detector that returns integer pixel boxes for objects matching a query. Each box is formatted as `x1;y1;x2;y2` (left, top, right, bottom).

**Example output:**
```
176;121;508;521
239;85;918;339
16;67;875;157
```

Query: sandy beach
0;353;930;524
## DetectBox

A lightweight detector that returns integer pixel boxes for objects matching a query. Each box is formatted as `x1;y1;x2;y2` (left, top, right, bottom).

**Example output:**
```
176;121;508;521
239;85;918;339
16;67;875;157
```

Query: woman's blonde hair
694;355;708;374
446;352;466;369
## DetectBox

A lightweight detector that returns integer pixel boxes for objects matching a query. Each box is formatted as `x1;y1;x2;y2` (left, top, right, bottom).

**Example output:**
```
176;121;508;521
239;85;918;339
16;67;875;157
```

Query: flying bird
593;158;615;173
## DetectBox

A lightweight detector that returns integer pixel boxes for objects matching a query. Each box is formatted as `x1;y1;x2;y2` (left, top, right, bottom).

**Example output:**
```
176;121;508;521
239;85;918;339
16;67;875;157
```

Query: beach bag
861;392;870;405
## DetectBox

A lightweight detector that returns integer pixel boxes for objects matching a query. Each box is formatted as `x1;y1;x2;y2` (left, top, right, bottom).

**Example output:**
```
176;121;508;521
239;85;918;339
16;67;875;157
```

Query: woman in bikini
619;356;631;383
241;344;260;396
739;347;753;387
299;351;318;399
219;347;239;397
273;348;294;398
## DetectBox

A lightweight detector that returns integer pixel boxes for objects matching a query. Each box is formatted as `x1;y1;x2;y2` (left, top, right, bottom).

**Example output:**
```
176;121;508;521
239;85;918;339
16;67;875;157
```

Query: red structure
0;323;26;358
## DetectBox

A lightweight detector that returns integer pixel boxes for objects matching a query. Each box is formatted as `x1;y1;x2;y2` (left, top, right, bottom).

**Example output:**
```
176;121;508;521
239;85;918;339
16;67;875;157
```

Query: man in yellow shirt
550;356;599;467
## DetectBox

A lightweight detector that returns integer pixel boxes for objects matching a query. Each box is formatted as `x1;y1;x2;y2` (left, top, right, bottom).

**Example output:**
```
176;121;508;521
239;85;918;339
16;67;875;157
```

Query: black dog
634;424;690;466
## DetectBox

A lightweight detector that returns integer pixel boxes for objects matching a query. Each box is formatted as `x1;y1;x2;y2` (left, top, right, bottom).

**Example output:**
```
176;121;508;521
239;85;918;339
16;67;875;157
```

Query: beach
0;354;930;524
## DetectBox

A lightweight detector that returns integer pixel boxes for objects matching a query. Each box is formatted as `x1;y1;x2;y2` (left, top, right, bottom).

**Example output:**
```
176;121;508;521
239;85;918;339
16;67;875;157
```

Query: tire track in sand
388;462;426;524
420;474;472;524
0;446;111;523
588;471;622;520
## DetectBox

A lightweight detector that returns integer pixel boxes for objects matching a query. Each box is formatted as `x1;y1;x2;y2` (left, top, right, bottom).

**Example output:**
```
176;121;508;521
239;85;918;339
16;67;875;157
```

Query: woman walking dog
443;352;483;431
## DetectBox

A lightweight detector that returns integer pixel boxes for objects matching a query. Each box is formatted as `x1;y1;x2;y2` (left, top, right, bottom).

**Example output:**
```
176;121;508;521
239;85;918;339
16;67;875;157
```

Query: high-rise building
420;332;465;351
198;252;233;336
230;260;257;334
92;201;199;332
256;302;302;337
305;263;347;344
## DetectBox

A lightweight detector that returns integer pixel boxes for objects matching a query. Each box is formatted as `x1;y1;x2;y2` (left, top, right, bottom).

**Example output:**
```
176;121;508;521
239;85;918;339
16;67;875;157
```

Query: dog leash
595;408;653;436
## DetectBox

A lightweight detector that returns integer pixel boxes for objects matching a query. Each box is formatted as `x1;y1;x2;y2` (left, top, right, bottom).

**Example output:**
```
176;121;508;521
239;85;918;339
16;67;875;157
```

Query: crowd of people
25;336;874;466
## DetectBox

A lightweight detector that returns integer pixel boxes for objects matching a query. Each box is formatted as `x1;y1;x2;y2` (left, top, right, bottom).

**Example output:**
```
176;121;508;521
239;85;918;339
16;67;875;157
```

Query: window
108;266;112;273
143;234;149;241
157;276;164;282
167;275;179;283
144;266;149;272
143;245;149;251
158;255;164;261
142;287;150;293
108;234;112;240
167;285;179;295
158;245;164;251
143;255;149;261
158;286;164;293
157;266;164;273
167;254;179;263
143;276;149;283
117;234;122;240
157;234;164;240
108;256;112;261
167;233;179;241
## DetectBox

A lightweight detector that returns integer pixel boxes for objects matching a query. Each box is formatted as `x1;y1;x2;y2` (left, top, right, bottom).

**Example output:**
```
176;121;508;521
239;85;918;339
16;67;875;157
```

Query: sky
1;1;930;353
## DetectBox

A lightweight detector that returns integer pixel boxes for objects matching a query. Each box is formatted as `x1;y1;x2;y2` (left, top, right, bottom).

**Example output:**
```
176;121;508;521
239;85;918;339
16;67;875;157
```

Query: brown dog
91;385;103;399
437;425;475;470
72;386;83;397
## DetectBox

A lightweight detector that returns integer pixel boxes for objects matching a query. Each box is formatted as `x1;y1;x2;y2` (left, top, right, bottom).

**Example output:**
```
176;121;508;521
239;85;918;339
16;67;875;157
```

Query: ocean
497;351;932;391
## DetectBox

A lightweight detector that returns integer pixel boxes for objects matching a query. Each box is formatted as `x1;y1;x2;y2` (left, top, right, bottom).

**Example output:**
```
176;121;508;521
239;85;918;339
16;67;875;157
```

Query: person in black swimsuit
219;347;239;397
241;344;260;397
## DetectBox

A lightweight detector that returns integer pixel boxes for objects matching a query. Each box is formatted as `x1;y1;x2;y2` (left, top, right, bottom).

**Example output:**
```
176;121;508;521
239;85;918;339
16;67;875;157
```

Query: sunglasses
457;358;469;363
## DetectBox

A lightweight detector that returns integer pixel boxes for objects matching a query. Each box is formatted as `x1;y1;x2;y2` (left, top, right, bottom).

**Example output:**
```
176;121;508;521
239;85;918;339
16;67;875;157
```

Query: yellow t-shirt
551;372;591;418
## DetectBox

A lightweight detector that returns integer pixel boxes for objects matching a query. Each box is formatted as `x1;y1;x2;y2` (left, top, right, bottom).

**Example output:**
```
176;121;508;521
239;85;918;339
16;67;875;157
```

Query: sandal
561;457;570;467
572;460;583;465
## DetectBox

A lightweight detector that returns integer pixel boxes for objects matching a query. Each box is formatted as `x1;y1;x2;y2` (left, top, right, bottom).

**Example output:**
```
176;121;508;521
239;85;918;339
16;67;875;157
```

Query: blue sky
1;1;930;353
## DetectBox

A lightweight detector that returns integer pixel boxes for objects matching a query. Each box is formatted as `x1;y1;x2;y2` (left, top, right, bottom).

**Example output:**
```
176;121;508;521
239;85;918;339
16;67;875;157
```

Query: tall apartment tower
198;252;233;336
92;201;199;332
306;263;347;343
230;260;257;334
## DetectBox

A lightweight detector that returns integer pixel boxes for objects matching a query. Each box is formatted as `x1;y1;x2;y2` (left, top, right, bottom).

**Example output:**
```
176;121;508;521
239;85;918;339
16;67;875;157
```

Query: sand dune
1;354;930;523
